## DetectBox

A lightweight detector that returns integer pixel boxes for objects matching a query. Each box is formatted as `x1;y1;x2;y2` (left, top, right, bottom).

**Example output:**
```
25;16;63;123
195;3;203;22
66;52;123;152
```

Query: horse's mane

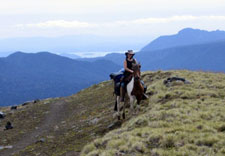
132;63;141;79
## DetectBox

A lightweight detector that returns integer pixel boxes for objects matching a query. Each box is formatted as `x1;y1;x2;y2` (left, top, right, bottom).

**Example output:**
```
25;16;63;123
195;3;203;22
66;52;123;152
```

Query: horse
115;63;145;120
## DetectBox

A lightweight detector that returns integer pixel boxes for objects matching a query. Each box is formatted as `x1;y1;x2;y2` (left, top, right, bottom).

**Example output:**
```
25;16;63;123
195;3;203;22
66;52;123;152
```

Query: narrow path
0;99;67;156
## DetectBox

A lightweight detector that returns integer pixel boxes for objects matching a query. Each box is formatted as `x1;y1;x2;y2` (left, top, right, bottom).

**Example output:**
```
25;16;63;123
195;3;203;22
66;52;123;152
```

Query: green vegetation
81;70;225;156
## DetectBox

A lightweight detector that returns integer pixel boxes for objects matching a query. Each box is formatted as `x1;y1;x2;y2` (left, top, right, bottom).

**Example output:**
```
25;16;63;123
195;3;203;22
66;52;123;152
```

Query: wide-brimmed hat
125;50;135;56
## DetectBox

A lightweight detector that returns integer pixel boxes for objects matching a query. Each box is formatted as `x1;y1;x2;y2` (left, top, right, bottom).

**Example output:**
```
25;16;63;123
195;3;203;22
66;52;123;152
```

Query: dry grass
81;70;225;156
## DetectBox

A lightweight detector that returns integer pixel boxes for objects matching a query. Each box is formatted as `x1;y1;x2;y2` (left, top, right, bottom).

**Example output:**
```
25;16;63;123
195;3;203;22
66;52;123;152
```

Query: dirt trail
0;99;68;156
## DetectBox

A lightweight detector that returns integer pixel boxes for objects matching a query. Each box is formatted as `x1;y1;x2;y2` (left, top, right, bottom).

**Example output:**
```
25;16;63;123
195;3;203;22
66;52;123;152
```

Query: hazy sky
0;0;225;39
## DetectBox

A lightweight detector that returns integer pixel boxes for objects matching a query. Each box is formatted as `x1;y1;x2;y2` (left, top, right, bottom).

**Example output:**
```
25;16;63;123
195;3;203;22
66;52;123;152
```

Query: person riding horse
121;50;147;102
109;50;148;120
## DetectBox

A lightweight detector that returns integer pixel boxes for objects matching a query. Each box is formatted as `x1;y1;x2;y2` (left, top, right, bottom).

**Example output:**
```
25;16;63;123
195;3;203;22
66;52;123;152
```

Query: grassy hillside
0;80;118;156
82;70;225;156
1;70;225;156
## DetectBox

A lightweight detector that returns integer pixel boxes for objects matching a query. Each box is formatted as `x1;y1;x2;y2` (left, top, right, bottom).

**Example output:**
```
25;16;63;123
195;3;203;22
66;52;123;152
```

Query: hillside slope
0;80;119;156
82;70;225;156
1;70;225;156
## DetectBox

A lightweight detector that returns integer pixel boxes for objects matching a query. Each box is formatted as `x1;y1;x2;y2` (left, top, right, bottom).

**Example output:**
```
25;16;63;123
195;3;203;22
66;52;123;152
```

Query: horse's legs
136;98;141;113
129;96;135;114
122;100;126;119
114;97;118;111
116;96;121;120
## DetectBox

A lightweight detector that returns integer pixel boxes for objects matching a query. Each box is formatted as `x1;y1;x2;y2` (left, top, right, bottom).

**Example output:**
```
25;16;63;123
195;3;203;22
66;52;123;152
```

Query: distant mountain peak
141;28;225;52
178;28;225;35
7;51;26;58
7;51;56;58
10;51;25;55
178;28;204;34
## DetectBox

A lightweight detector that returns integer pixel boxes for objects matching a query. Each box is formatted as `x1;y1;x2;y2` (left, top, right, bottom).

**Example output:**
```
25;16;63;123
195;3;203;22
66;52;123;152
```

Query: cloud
12;15;225;38
16;15;225;29
16;20;98;29
116;15;225;25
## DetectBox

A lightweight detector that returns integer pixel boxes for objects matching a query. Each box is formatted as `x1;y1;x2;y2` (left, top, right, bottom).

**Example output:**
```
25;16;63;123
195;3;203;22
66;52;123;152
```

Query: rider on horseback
121;50;147;102
121;50;136;102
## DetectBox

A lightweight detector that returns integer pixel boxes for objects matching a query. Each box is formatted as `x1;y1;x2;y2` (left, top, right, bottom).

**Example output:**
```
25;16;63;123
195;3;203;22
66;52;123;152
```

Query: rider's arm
124;60;133;73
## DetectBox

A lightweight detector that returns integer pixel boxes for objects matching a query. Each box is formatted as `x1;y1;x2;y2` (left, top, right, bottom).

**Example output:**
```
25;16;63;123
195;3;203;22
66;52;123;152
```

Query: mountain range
0;52;121;106
1;27;225;106
80;28;225;71
138;40;225;71
141;28;225;51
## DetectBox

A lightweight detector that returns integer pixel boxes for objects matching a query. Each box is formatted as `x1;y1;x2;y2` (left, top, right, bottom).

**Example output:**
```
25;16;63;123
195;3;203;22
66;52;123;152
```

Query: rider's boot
142;93;148;100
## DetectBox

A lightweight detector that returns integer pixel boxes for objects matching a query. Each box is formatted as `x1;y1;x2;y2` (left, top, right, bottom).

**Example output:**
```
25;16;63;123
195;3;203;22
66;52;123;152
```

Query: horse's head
132;63;141;80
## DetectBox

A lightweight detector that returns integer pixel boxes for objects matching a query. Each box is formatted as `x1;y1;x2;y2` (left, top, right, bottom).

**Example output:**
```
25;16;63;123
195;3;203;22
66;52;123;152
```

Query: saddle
110;70;125;96
110;70;147;96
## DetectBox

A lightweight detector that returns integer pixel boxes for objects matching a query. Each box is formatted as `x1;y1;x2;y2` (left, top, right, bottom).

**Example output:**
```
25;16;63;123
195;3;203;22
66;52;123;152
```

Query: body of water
68;50;139;58
71;51;124;58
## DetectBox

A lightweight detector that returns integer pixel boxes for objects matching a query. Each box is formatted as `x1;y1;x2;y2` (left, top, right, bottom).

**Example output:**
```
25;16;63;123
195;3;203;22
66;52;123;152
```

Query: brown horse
115;63;145;120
